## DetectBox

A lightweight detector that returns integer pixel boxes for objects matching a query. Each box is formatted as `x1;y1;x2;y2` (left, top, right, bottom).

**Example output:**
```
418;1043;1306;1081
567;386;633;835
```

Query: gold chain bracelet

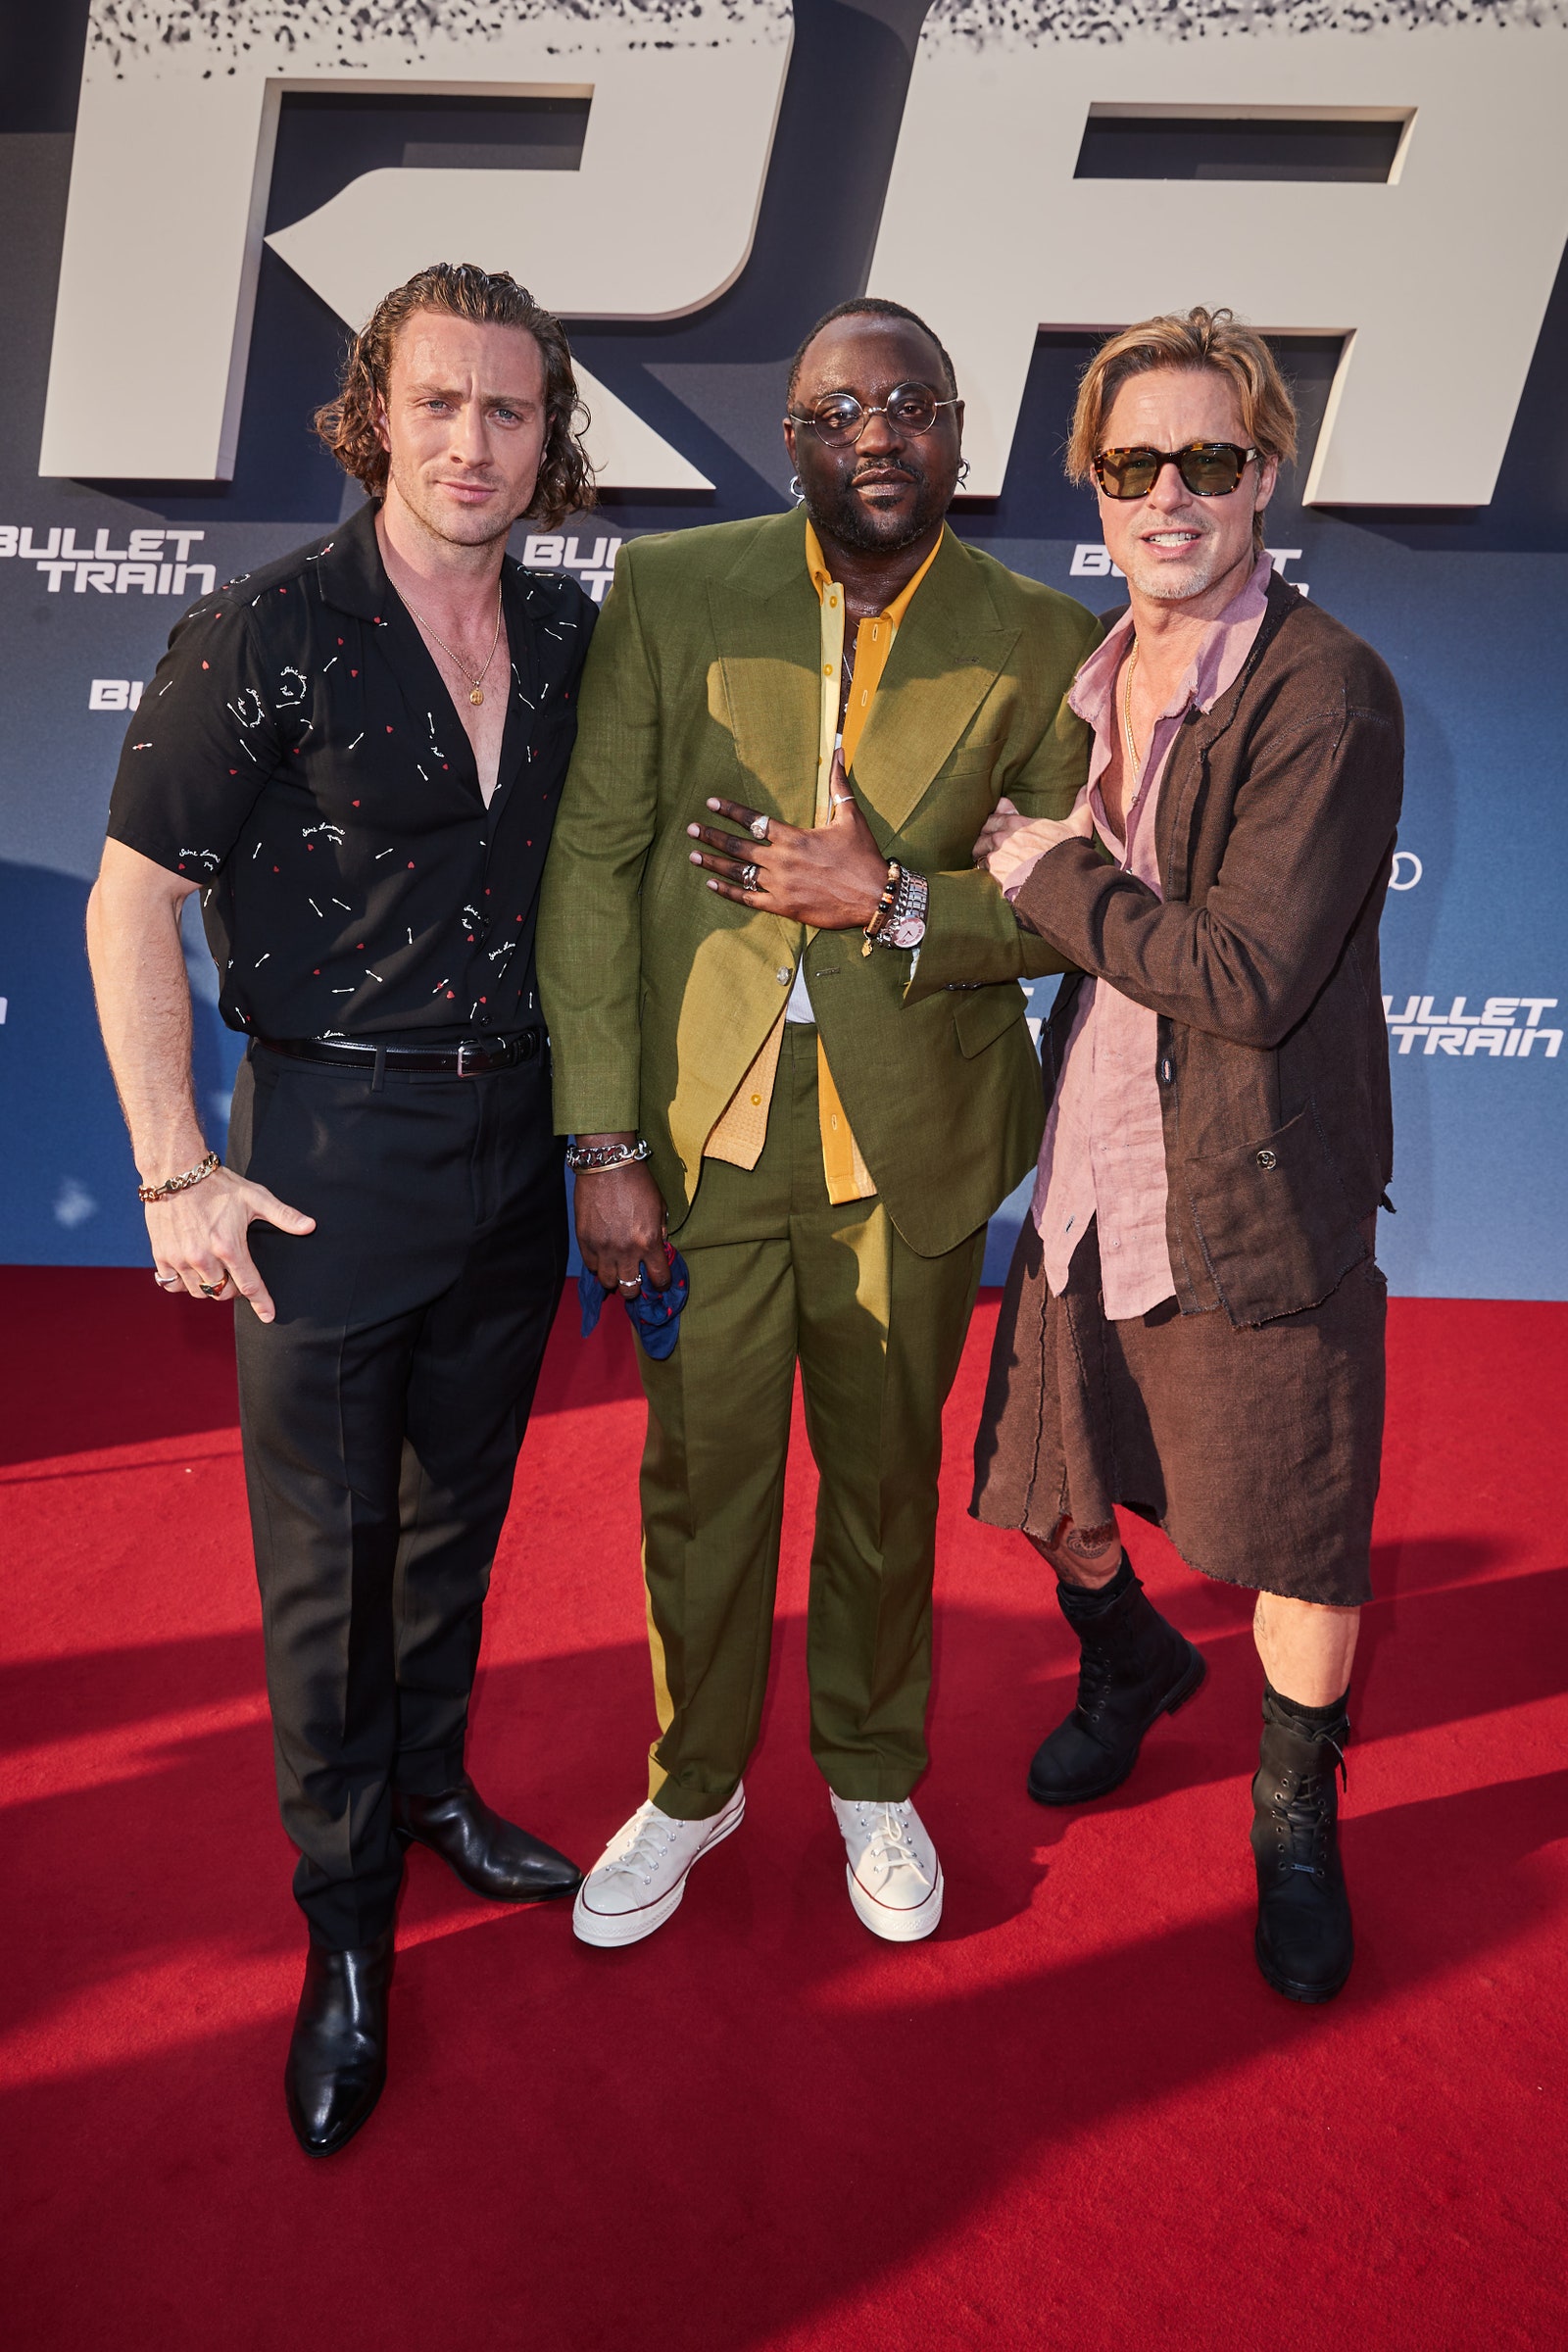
137;1151;220;1203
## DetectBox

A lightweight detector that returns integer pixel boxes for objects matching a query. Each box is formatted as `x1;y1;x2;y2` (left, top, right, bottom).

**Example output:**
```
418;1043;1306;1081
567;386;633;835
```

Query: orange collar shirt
704;522;941;1201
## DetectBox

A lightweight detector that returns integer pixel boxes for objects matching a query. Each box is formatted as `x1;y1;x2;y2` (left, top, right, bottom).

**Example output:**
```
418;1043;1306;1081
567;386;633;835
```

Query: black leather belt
255;1029;542;1075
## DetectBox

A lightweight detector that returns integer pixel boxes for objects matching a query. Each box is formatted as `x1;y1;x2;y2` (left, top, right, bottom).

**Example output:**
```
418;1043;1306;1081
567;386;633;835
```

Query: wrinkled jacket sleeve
1008;679;1402;1050
905;608;1101;1001
536;548;659;1135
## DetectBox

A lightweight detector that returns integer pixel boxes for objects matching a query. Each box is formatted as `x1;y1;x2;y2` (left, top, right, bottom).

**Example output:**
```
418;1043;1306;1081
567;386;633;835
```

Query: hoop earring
789;474;805;506
956;458;971;488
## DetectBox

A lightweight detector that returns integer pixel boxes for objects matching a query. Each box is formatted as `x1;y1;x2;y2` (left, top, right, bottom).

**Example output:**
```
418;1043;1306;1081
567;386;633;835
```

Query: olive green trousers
638;1023;987;1819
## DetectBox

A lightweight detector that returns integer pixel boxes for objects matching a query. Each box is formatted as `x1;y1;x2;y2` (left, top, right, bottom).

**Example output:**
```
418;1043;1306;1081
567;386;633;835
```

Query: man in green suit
537;299;1096;1946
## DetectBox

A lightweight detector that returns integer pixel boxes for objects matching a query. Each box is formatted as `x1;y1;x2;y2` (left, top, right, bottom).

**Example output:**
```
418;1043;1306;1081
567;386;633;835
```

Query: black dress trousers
227;1041;565;1948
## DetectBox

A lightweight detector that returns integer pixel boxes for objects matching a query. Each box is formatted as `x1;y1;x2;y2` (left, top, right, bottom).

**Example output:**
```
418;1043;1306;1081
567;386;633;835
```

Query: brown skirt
971;1216;1385;1606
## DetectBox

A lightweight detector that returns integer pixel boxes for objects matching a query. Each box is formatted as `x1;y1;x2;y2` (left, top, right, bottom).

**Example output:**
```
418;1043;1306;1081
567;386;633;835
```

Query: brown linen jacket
1012;572;1403;1329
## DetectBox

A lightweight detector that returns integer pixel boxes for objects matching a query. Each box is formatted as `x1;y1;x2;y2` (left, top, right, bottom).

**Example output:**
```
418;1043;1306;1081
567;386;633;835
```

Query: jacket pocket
953;980;1028;1059
1184;1102;1366;1327
937;746;996;782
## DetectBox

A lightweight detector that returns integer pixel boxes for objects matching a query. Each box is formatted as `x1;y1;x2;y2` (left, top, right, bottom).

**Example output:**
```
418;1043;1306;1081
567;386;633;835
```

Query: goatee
1123;539;1223;603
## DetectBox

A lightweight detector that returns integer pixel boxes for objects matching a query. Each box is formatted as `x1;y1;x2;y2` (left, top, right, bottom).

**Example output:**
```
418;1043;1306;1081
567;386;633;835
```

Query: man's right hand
147;1166;316;1323
573;1134;670;1294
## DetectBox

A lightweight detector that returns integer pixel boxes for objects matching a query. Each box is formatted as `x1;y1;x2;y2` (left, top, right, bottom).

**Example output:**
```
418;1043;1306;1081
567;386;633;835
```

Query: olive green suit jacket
537;509;1099;1258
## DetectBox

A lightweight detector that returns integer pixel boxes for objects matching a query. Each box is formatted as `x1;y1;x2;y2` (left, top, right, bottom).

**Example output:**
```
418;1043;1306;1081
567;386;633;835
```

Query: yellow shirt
704;522;942;1200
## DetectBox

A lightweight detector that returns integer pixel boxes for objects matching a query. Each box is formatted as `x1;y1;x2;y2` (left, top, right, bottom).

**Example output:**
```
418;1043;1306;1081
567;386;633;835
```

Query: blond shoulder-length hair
1066;308;1298;551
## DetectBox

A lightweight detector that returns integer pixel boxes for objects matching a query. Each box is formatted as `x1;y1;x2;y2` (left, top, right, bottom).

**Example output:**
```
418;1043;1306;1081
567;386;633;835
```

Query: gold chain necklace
1120;639;1141;779
409;582;505;708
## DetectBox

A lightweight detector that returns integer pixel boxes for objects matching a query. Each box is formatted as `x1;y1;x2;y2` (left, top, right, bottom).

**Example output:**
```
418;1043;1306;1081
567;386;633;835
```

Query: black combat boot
1250;1687;1354;2003
1027;1555;1206;1804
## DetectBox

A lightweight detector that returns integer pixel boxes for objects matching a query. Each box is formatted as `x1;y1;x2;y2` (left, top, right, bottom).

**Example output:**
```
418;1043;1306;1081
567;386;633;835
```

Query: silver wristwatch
877;865;928;950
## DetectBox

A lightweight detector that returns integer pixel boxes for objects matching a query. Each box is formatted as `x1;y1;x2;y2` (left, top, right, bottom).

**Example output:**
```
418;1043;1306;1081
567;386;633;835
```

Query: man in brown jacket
972;309;1402;2004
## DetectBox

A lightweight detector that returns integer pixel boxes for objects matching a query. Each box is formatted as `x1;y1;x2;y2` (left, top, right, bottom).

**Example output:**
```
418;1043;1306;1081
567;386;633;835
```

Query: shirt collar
803;517;943;628
314;494;547;632
1069;545;1275;728
315;497;392;621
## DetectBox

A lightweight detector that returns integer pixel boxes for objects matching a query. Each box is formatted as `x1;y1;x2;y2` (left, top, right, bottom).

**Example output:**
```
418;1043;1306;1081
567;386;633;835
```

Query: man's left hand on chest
687;767;889;930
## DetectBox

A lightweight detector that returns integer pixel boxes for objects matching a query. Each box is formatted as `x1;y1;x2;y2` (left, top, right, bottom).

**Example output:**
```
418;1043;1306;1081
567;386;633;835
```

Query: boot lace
1074;1642;1118;1726
1267;1740;1348;1883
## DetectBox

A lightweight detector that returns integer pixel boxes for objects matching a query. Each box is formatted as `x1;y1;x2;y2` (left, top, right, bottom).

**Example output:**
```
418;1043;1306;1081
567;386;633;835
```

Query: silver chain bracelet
565;1138;652;1174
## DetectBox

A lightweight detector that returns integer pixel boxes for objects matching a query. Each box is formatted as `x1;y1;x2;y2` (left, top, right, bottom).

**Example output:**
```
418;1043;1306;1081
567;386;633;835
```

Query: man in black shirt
87;265;596;2157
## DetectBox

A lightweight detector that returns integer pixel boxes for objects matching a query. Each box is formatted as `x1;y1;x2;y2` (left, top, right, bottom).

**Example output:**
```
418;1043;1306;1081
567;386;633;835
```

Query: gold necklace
1120;639;1141;778
409;582;505;707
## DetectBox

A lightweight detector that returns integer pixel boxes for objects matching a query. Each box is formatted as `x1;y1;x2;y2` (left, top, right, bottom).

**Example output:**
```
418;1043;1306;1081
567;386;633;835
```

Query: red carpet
3;1269;1565;2351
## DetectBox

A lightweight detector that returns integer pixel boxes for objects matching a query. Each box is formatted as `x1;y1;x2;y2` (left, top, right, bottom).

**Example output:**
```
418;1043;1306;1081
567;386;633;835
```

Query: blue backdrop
1;0;1564;1297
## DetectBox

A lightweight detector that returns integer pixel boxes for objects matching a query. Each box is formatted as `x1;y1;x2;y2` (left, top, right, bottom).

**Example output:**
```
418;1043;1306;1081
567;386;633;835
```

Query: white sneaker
571;1784;745;1948
831;1793;944;1942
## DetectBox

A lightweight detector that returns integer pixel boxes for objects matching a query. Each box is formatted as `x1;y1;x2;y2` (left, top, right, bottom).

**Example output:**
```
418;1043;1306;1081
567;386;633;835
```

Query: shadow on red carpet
2;1272;1565;2351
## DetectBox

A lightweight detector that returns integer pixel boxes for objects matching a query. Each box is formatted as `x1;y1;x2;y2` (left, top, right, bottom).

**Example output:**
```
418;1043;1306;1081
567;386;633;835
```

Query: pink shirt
1009;549;1274;1319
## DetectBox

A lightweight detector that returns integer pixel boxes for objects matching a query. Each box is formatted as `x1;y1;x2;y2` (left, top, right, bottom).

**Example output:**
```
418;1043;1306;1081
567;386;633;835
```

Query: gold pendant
469;686;484;707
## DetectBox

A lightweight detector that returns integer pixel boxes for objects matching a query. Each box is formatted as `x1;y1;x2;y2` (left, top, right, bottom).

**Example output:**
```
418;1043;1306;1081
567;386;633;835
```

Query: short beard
1121;535;1226;604
808;466;950;557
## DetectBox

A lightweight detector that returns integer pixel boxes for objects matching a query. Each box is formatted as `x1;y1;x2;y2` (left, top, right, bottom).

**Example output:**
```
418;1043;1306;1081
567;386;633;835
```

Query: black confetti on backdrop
923;0;1564;41
89;0;790;71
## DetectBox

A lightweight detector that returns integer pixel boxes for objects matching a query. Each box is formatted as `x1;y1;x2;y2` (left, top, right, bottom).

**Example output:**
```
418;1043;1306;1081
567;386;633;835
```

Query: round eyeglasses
788;382;959;449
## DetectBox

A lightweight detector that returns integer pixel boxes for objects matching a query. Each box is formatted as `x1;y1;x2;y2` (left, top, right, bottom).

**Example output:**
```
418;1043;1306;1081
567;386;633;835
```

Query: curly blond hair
315;262;596;529
1067;308;1298;552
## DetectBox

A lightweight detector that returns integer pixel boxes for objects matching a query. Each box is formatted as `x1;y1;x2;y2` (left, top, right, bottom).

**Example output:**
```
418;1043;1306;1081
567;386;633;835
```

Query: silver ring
154;1273;180;1292
740;861;760;892
749;813;770;842
616;1277;642;1293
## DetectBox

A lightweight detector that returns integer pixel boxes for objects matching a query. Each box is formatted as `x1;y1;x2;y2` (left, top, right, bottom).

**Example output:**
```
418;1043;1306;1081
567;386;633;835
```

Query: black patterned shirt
107;498;595;1040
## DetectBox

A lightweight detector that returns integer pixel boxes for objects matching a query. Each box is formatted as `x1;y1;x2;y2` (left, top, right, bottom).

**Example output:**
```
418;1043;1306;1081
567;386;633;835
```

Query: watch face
887;914;926;949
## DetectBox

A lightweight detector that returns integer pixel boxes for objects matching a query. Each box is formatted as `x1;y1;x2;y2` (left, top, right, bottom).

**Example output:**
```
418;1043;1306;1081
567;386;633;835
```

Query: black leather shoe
284;1932;393;2159
1027;1569;1205;1804
1251;1695;1354;2003
392;1774;581;1903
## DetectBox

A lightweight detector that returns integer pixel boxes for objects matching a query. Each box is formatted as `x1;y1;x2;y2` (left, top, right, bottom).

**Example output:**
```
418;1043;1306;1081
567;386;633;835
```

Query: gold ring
199;1275;231;1298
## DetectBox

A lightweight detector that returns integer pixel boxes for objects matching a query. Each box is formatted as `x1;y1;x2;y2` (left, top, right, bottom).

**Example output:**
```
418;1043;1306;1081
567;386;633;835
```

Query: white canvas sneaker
571;1785;746;1948
831;1793;944;1942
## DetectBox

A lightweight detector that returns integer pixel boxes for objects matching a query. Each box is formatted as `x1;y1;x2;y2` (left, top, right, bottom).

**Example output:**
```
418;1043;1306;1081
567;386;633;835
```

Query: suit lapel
708;511;821;832
849;528;1018;839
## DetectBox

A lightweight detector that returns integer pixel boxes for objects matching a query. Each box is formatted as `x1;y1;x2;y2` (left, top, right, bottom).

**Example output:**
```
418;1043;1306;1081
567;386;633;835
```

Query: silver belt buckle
456;1042;479;1076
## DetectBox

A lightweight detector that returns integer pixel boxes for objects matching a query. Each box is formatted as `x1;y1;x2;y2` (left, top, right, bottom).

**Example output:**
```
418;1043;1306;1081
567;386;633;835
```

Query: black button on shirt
107;499;596;1040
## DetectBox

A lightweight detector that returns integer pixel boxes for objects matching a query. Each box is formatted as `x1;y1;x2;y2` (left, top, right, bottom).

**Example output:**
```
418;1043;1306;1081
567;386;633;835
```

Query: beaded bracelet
861;860;902;958
565;1138;652;1174
137;1151;220;1203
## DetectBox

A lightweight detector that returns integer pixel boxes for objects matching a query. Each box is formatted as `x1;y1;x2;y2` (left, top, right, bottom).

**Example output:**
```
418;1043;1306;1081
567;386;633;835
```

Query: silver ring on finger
749;813;770;842
616;1277;642;1293
740;861;760;893
154;1273;181;1292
